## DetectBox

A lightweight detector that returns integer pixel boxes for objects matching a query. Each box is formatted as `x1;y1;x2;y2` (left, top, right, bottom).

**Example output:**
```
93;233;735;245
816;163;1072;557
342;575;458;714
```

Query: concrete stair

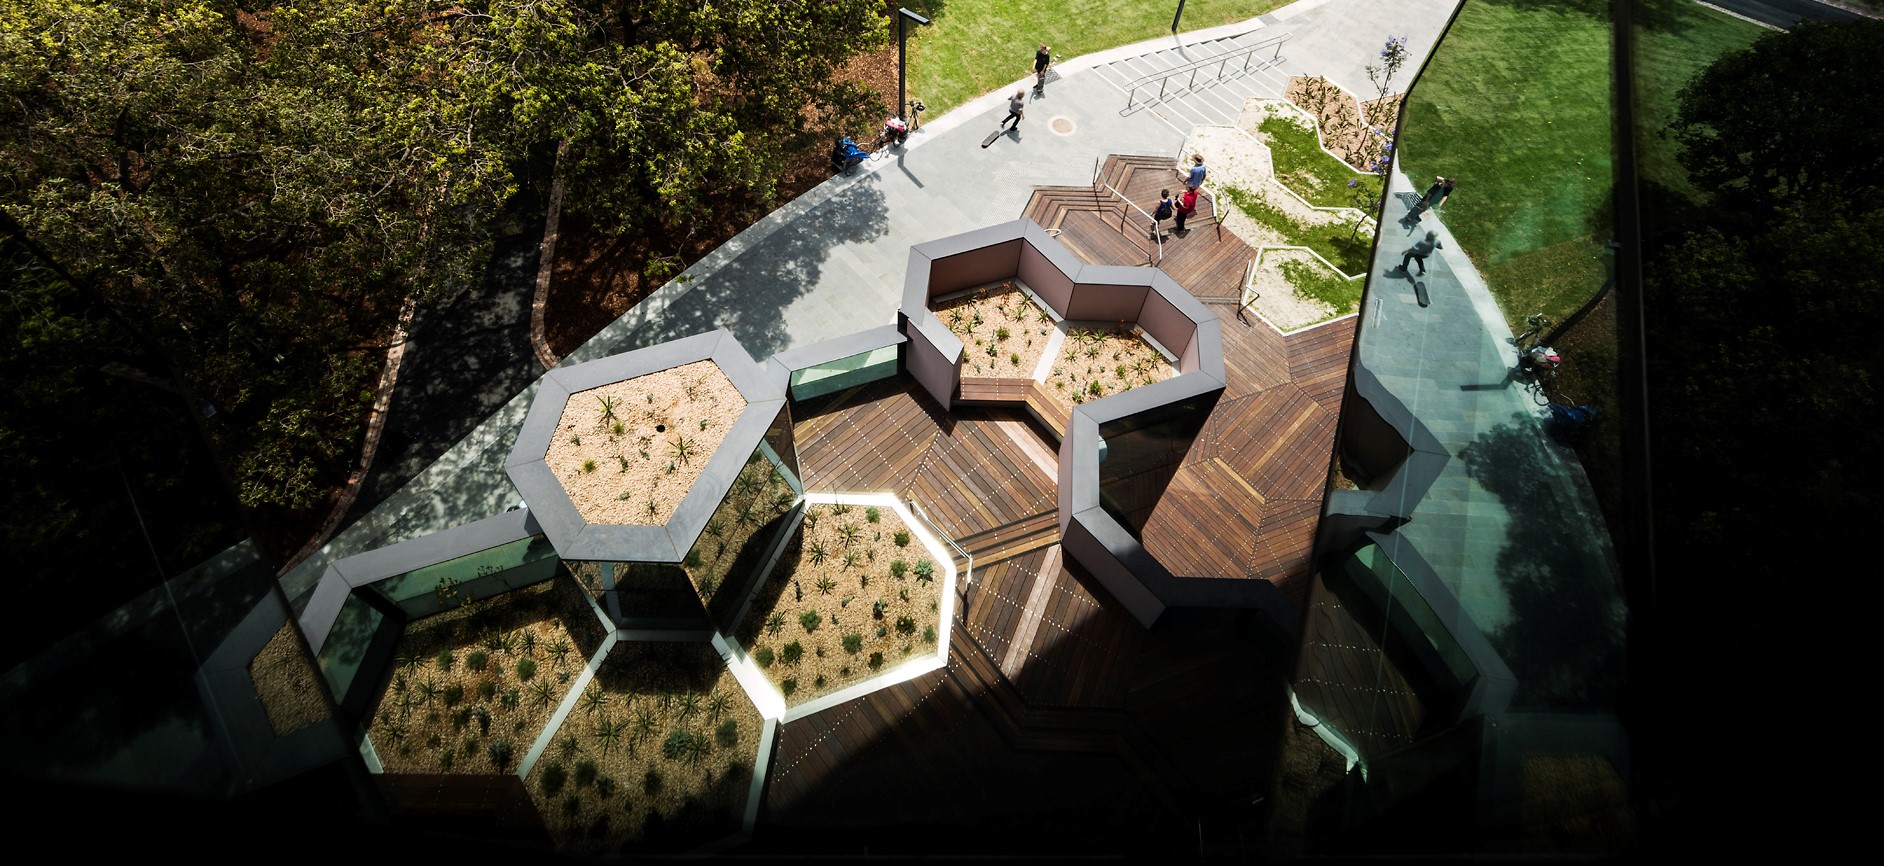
1090;29;1294;129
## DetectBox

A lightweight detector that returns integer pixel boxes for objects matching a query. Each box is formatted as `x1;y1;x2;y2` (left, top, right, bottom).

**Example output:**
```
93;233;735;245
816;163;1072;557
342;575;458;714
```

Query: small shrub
893;530;910;547
443;684;464;706
842;633;863;654
684;549;703;568
573;759;597;788
781;641;804;664
867;652;884;670
662;727;690;761
716;718;738;748
644;769;662;795
922;624;937;644
754;647;775;668
476;681;496;702
540;761;568;795
582;459;597;473
516;657;537;681
435;650;453;671
563;795;581;817
487;738;514;769
466;651;488;672
438;749;454;770
781;678;797;696
594;776;616;798
865;506;881;523
501;689;520;710
889;559;907;579
895;615;916;636
799;610;821;633
914;560;935;582
814;674;826;688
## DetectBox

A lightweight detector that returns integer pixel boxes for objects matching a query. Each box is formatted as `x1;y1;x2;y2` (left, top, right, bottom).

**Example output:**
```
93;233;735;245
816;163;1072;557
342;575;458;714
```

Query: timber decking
1291;571;1424;757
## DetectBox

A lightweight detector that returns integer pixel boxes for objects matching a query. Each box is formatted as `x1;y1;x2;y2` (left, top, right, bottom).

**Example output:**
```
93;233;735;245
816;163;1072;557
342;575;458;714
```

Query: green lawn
903;0;1286;116
1220;184;1373;276
1258;112;1382;209
1632;0;1764;202
1397;0;1614;331
1279;257;1364;316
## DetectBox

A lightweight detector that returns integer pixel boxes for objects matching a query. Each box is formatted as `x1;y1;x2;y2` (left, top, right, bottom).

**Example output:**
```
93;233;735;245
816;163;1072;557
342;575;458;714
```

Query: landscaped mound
545;359;746;525
364;576;605;774
738;502;942;707
526;640;762;854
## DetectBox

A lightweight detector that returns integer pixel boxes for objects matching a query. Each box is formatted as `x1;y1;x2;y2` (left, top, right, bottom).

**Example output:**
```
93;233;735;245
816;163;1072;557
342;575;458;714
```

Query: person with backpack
1173;187;1199;235
1152;189;1174;240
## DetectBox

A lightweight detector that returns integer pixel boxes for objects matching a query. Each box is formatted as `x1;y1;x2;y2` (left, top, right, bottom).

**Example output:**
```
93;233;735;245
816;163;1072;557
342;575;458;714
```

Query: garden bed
1250;249;1357;331
940;282;1059;379
737;502;943;707
364;575;607;774
1281;76;1403;172
524;640;763;854
1240;100;1381;209
1042;324;1174;411
546;359;746;525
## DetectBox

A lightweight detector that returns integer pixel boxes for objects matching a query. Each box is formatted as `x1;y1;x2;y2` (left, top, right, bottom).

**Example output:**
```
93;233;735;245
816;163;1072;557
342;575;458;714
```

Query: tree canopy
1671;18;1884;204
0;0;885;536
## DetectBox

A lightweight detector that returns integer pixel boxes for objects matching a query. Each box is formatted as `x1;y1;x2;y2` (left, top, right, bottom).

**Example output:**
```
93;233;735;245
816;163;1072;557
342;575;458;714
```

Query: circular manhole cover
1050;116;1077;136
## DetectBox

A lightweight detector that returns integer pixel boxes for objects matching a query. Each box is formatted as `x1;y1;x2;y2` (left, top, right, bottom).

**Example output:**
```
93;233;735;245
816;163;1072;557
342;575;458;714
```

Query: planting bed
525;640;762;854
940;282;1058;379
364;575;606;774
1042;324;1174;411
738;503;942;707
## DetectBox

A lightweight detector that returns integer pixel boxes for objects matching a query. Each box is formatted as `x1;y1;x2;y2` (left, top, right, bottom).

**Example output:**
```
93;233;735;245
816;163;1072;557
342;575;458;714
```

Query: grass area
1398;0;1613;331
1258;112;1382;209
1278;258;1364;314
902;0;1287;115
1632;0;1764;202
1220;184;1373;275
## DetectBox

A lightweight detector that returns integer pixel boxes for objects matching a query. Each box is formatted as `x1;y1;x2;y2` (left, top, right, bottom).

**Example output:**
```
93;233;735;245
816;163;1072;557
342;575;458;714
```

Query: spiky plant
581;683;609;716
808;541;828;564
595;716;623;754
816;575;836;594
677;690;701;722
529;679;554;707
706;690;731;723
670;436;696;464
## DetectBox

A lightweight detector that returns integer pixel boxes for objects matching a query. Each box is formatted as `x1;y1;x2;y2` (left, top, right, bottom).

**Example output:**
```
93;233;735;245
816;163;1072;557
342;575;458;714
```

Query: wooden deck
757;154;1372;842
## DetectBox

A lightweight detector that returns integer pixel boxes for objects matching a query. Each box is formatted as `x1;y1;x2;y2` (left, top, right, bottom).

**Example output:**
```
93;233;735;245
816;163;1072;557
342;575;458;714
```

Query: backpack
1154;200;1173;220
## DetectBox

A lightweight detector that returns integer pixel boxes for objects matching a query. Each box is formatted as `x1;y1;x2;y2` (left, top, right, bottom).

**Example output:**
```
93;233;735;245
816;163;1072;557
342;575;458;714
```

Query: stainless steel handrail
906;499;972;600
1124;32;1293;110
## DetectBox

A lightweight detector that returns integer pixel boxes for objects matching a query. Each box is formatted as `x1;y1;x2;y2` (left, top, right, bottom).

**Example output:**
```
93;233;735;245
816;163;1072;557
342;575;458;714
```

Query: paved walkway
280;0;1464;607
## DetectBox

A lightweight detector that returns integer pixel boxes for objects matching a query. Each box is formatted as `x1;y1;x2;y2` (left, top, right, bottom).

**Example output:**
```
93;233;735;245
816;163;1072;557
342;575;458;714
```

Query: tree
1670;19;1884;204
0;1;515;515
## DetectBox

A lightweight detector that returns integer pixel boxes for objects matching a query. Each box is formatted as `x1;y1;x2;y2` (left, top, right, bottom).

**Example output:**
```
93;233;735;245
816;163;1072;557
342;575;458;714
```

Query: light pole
1171;0;1186;33
897;8;931;124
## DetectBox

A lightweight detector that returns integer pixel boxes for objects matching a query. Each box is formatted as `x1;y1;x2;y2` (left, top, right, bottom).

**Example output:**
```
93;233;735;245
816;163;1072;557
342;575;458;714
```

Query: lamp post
897;7;931;124
1171;0;1186;33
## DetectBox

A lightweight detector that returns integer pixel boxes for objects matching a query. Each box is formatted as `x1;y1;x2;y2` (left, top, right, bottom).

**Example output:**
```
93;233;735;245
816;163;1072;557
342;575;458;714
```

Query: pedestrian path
278;0;1468;609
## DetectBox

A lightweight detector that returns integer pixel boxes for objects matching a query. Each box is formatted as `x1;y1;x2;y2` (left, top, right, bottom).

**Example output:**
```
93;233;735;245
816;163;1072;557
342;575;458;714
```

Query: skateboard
981;129;1002;149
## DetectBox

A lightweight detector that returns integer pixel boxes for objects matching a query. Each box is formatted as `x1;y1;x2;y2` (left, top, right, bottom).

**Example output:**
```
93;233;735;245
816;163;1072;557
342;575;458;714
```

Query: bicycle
1511;314;1562;406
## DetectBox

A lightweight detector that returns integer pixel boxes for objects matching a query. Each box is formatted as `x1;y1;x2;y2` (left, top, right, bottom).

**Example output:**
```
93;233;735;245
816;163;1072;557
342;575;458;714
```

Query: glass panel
1095;393;1213;536
368;535;560;618
788;345;899;401
1347;544;1476;695
316;593;385;704
686;443;802;631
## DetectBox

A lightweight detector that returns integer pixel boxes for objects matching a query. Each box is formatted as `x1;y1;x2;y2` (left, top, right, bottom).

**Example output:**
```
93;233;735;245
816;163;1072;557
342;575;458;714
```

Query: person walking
1152;190;1174;240
1173;187;1199;235
1401;230;1443;276
1404;176;1454;223
1179;154;1206;190
1000;90;1025;130
1034;44;1052;90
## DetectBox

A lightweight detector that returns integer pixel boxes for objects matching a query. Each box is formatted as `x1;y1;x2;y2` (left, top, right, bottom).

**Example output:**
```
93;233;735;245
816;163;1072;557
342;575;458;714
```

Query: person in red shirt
1173;187;1199;234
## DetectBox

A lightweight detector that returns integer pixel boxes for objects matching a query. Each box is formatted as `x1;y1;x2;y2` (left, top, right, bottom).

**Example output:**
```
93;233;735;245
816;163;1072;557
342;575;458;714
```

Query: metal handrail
1098;179;1163;265
1124;32;1292;111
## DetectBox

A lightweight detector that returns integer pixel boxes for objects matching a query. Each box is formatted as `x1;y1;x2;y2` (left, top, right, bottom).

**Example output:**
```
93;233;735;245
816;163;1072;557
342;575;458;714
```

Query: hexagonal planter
506;329;802;633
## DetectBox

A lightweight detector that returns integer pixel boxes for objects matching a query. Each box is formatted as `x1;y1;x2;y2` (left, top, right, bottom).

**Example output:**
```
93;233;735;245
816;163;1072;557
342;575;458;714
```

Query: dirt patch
1043;325;1175;411
364;576;605;775
526;641;762;854
545;360;746;526
1283;76;1403;171
940;283;1057;378
249;623;328;736
739;503;942;707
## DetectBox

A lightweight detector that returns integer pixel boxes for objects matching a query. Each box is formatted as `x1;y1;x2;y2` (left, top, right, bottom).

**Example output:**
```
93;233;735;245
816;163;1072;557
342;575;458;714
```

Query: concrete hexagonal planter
506;330;801;631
